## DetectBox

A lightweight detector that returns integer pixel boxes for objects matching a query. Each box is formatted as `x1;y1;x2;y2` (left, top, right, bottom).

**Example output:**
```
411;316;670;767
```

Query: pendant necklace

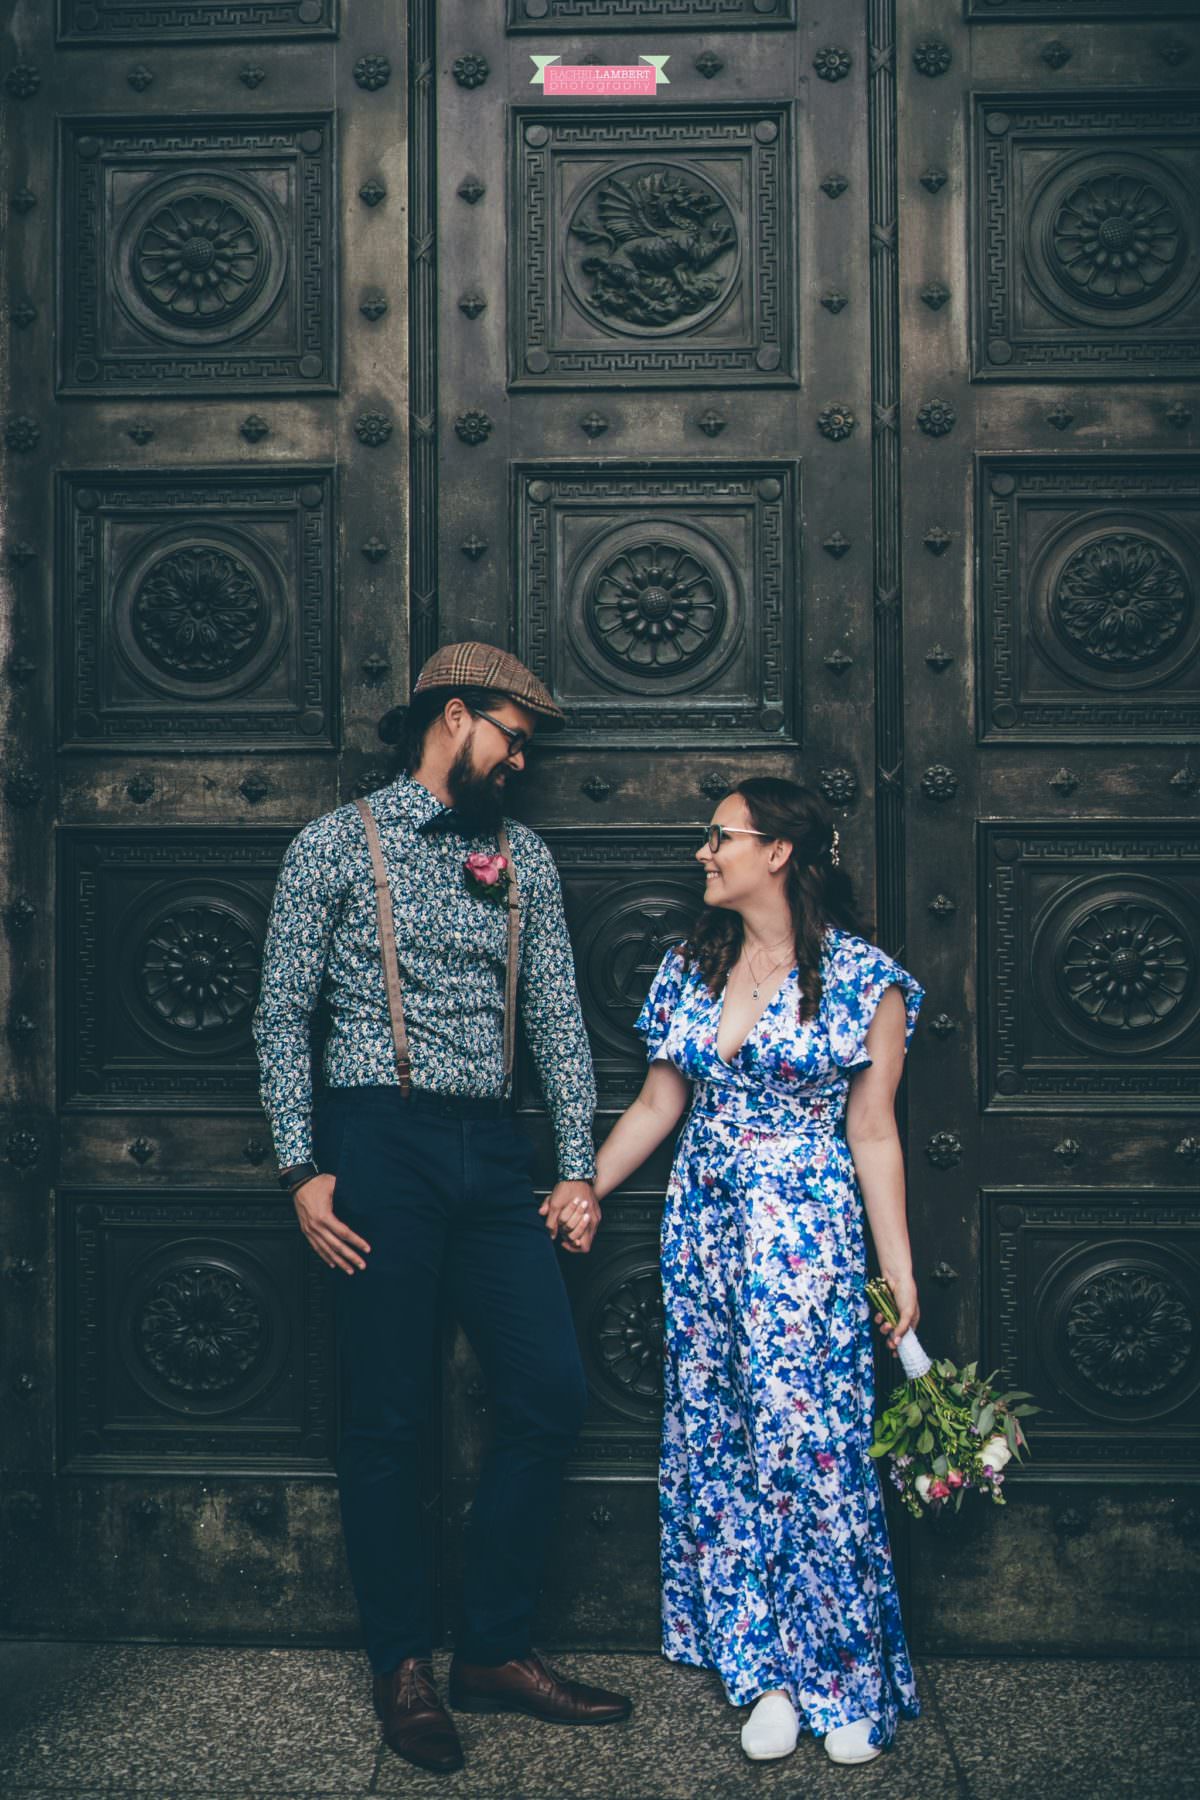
742;939;792;1000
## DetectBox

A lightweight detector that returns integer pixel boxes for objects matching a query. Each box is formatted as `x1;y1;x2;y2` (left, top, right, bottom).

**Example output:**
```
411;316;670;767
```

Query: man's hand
292;1174;371;1275
539;1180;600;1254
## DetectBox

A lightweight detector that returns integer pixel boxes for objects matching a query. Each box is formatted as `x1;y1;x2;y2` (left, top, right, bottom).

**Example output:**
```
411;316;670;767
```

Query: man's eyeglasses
702;824;774;853
469;707;531;759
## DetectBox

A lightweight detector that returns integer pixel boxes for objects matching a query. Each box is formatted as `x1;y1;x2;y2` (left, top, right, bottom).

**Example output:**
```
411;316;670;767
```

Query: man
252;643;632;1775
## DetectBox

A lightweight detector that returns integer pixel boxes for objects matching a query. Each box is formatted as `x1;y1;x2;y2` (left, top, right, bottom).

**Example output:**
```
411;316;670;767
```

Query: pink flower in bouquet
947;1470;964;1489
928;1478;951;1501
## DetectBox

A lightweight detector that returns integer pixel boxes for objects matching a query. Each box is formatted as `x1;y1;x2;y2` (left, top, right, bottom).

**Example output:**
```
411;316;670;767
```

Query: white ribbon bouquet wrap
866;1278;1039;1517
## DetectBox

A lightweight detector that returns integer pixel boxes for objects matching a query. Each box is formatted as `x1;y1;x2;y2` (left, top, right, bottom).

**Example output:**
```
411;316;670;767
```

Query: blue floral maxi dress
634;928;924;1748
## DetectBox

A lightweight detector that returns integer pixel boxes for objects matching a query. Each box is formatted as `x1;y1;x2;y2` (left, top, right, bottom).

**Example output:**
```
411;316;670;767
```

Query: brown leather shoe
372;1658;464;1774
448;1650;632;1725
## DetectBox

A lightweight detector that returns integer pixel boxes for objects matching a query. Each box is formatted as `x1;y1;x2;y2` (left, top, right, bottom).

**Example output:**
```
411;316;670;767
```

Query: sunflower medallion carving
136;1264;266;1396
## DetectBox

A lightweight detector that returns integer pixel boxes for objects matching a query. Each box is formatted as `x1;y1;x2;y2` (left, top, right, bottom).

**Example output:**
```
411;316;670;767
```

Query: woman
593;778;923;1766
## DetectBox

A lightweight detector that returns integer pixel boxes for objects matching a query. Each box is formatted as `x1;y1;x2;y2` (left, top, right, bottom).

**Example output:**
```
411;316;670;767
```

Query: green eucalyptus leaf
917;1427;934;1455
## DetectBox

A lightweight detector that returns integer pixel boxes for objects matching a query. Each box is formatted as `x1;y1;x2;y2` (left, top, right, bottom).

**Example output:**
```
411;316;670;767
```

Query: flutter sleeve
823;934;924;1072
633;945;688;1064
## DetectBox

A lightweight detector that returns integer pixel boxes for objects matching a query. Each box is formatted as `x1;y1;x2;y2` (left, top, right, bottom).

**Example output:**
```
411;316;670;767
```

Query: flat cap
412;641;566;730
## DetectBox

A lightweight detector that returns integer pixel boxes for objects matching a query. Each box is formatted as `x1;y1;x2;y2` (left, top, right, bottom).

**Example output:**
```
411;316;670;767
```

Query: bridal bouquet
866;1278;1039;1518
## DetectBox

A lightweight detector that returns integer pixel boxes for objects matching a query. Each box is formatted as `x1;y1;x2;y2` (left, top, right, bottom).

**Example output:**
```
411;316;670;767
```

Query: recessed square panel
514;463;799;747
506;0;795;26
560;1196;666;1477
522;828;702;1112
57;0;337;43
510;106;796;389
58;467;336;749
983;1190;1200;1480
59;114;336;394
60;1188;334;1474
966;0;1190;15
60;829;292;1110
971;93;1200;381
978;456;1200;741
981;824;1200;1112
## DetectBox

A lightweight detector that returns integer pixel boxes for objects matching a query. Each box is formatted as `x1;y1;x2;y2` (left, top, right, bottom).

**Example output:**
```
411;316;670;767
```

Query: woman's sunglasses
702;824;774;854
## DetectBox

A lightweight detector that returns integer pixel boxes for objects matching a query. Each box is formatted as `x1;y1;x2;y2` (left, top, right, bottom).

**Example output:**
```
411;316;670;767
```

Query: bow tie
418;809;459;835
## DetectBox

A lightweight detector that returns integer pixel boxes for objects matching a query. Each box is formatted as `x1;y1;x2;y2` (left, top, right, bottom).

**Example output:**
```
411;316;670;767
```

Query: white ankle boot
824;1717;882;1765
741;1689;799;1761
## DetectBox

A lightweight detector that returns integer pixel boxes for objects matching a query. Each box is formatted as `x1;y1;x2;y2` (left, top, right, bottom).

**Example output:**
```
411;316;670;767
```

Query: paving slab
927;1657;1200;1800
0;1645;376;1796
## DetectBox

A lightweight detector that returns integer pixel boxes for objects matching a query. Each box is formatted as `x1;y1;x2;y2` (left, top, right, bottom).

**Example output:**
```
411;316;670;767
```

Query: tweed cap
412;641;566;729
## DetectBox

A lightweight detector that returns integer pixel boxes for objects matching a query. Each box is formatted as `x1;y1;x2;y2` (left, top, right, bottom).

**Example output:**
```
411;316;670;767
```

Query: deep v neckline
714;965;798;1066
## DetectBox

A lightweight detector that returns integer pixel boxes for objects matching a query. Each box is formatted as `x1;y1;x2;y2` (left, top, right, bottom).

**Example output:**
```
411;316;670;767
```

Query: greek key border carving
59;114;337;395
978;456;1200;740
511;106;796;389
972;94;1200;382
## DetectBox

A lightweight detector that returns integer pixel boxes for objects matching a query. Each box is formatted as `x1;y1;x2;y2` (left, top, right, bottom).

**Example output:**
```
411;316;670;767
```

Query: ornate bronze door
3;0;1197;1655
1;2;405;1643
893;3;1200;1655
432;4;892;1646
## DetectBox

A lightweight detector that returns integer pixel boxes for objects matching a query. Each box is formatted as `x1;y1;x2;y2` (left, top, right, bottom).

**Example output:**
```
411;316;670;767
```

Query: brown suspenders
354;798;521;1099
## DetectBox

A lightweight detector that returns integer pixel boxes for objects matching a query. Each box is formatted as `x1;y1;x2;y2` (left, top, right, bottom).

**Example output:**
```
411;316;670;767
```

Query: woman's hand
292;1174;371;1274
874;1268;919;1354
540;1180;600;1253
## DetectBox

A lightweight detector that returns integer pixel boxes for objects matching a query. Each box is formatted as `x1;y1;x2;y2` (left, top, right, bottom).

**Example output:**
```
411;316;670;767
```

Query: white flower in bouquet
981;1436;1012;1473
914;1474;932;1504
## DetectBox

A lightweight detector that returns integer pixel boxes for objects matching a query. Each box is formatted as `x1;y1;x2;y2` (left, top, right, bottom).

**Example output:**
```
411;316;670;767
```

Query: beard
446;736;510;833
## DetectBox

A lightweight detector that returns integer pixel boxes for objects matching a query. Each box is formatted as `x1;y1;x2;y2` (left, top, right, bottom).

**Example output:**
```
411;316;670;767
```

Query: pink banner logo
531;55;669;96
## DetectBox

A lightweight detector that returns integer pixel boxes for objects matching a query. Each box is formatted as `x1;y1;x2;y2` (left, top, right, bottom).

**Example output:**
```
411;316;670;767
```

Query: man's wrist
278;1161;320;1194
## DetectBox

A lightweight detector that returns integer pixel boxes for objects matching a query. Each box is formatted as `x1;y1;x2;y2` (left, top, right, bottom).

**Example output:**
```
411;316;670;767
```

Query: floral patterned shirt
252;773;596;1180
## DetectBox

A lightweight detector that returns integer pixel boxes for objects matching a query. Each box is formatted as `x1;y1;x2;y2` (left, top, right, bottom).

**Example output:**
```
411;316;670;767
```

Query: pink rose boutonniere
464;850;510;905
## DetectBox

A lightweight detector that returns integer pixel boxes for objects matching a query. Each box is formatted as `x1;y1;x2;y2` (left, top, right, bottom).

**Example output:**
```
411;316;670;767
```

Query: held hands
873;1268;919;1355
539;1180;601;1254
292;1174;371;1275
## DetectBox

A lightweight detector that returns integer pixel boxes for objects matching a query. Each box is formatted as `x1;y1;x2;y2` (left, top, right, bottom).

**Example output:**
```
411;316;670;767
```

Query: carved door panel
432;7;889;1645
1;7;406;1639
896;7;1200;1654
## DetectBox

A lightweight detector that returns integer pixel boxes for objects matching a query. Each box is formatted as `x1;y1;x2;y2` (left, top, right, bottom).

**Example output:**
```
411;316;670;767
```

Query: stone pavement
0;1642;1196;1799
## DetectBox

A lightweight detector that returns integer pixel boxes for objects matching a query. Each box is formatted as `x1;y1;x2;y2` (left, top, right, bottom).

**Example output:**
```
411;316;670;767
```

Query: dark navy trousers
313;1086;588;1675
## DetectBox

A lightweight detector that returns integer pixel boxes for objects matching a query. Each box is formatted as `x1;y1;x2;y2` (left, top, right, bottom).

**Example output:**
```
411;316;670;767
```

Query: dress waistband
688;1082;845;1135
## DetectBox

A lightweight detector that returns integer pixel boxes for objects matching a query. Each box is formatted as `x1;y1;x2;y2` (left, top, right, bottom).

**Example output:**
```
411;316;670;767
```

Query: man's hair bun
377;704;407;745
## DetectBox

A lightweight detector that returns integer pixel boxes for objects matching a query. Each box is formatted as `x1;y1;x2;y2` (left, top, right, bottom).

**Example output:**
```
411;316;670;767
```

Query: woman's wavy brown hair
682;776;864;1020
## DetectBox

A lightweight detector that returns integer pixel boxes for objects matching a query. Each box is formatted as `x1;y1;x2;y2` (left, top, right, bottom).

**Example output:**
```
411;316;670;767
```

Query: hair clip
830;826;841;867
